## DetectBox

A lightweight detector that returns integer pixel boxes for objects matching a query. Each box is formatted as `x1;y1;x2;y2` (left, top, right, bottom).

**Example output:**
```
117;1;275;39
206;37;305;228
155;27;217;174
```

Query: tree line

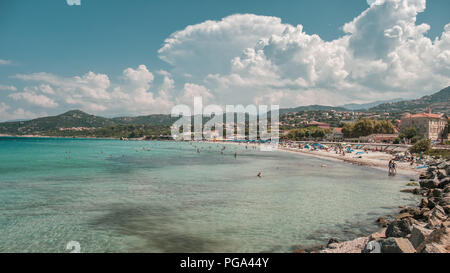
342;118;395;138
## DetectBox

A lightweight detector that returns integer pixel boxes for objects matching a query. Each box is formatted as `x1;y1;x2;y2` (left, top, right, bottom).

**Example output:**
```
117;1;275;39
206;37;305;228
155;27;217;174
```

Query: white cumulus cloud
156;0;449;106
0;85;17;91
4;0;450;118
66;0;81;6
0;59;12;65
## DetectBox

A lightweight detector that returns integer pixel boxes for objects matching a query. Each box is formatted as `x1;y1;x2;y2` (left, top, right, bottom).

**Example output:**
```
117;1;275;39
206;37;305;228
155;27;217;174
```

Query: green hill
369;86;450;114
0;110;117;135
112;114;177;126
279;105;348;114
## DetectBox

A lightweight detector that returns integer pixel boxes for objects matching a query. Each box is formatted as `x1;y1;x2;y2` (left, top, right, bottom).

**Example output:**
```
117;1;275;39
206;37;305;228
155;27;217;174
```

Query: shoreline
0;134;119;140
278;146;421;177
216;141;422;177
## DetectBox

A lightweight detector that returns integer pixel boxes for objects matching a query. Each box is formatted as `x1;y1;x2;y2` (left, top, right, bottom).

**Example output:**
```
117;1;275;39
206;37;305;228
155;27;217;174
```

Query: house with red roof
400;109;448;141
307;121;331;129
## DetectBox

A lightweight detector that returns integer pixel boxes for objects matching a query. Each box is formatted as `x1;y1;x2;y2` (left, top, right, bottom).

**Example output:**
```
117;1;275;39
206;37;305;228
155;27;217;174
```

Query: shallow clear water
0;137;418;253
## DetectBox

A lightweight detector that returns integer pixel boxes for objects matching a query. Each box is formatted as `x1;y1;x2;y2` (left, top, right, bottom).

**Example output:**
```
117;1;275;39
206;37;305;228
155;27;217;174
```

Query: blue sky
0;0;449;120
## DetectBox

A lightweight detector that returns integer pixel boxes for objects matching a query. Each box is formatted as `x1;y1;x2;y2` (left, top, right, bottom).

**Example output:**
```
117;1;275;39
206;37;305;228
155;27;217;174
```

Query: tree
352;118;375;138
374;120;395;134
409;139;431;154
400;127;419;140
342;123;354;138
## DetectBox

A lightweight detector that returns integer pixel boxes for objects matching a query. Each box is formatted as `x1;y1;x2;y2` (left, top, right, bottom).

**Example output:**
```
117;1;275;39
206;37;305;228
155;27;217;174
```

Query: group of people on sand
388;159;397;176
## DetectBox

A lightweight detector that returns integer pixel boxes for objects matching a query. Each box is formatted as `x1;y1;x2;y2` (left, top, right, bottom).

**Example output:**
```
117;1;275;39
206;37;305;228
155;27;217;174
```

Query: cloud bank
1;0;449;121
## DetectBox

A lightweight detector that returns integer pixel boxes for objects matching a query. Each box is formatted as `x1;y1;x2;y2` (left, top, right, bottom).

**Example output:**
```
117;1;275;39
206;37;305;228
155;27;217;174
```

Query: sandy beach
278;146;421;177
216;141;422;177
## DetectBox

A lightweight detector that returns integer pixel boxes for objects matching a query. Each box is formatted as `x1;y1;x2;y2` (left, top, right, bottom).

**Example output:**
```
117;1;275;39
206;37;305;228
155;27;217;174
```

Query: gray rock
421;243;447;253
376;217;388;227
362;240;382;253
327;238;339;247
417;227;450;253
426;205;447;228
438;178;450;189
386;219;412;238
380;237;416;253
440;197;450;207
437;162;448;169
444;185;450;193
420;179;439;189
420;198;429;208
437;170;447;180
409;225;432;249
431;188;443;198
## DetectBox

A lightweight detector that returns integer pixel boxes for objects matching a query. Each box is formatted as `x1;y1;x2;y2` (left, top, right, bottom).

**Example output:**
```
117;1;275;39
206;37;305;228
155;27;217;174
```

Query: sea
0;137;419;253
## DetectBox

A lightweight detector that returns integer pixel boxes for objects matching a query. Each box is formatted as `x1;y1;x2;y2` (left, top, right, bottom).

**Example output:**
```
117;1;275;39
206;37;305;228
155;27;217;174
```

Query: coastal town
278;108;449;144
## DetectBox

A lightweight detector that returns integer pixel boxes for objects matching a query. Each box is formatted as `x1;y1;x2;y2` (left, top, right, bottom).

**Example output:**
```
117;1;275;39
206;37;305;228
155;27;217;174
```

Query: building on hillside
327;128;343;141
359;134;399;143
307;121;331;129
399;109;448;141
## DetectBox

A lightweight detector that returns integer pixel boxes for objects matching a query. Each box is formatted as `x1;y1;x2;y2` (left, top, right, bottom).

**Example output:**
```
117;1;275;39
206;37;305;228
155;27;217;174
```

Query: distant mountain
340;98;403;110
369;86;450;114
5;118;31;122
279;105;348;114
2;86;448;136
0;110;116;135
0;110;174;136
112;114;176;126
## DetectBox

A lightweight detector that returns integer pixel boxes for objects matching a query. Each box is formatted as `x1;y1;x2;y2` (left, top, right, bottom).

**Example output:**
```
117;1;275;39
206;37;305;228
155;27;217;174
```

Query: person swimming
257;172;262;178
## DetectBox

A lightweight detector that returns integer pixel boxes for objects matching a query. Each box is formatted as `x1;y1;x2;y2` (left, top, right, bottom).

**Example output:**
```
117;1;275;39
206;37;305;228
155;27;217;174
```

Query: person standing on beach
388;160;397;175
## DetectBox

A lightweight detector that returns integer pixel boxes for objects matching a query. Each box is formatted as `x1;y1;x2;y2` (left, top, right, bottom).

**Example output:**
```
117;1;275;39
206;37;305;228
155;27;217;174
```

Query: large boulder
362;240;382;253
416;227;450;253
409;225;432;249
376;217;388;227
440;197;450;207
430;188;443;198
320;237;369;253
420;173;434;180
419;198;429;208
437;162;448;170
444;185;450;193
421;243;447;253
426;198;438;209
420;179;439;189
385;219;412;238
437;170;447;180
426;205;447;228
380;238;416;253
399;207;423;220
370;229;387;241
396;213;413;220
439;178;450;189
442;205;450;214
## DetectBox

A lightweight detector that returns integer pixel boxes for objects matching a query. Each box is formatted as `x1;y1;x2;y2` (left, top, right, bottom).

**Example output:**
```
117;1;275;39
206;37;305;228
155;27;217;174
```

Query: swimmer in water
257;172;262;178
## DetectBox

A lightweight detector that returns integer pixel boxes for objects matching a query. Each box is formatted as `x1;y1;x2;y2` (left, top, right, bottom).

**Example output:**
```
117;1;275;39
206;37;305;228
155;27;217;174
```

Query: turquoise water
0;137;418;253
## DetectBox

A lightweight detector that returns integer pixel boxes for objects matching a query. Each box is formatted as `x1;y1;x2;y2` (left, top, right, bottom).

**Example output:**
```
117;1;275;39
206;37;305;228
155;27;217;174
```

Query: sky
0;0;449;121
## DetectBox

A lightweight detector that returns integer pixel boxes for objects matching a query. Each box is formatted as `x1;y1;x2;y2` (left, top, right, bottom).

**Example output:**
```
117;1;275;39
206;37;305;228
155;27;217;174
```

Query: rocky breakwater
321;159;450;253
